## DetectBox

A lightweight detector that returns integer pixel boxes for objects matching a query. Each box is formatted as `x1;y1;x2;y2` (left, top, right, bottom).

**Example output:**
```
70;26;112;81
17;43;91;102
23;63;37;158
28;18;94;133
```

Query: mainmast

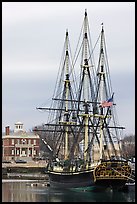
77;9;94;161
64;29;69;159
83;9;89;102
83;9;89;160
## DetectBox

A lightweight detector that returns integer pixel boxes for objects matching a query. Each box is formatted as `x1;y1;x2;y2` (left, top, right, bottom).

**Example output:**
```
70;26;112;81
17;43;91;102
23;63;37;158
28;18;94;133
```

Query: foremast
35;29;77;161
58;29;76;160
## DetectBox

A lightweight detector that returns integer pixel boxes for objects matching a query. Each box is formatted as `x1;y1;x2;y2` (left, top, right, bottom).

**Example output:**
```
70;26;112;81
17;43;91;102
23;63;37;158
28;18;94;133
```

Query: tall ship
34;10;132;190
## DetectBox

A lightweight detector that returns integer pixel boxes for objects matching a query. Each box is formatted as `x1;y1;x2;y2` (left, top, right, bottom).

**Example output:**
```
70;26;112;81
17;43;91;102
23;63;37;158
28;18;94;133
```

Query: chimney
5;126;10;135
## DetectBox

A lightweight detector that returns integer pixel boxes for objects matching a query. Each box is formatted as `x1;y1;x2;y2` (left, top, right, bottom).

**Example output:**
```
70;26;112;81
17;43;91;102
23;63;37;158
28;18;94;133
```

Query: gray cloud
2;2;135;135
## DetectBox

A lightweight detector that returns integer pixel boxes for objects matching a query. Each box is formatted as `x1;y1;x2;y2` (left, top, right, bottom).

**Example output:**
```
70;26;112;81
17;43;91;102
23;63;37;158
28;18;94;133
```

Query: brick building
2;122;40;161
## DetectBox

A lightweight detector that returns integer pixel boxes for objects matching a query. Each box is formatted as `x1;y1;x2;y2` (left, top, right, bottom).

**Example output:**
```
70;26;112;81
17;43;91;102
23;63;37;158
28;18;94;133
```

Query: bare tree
121;134;135;159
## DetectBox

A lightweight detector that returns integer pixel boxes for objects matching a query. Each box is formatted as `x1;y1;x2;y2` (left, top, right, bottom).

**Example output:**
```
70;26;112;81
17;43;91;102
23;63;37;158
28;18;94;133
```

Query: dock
2;161;49;180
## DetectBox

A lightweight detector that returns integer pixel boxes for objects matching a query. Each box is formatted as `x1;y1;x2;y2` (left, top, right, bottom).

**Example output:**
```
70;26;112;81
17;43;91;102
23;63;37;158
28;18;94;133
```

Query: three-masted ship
34;10;132;190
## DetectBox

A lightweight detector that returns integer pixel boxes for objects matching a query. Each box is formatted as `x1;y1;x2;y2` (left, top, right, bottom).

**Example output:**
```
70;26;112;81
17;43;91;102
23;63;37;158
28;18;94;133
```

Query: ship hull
94;179;127;189
48;162;130;190
48;170;94;188
93;159;132;190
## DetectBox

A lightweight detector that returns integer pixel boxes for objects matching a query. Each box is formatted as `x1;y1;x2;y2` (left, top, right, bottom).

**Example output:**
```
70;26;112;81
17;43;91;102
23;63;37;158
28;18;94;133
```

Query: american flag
101;96;113;108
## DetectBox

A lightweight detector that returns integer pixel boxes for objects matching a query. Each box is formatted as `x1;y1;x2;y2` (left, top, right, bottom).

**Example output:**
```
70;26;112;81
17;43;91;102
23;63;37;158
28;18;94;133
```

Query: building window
17;150;19;155
12;150;14;155
33;140;36;145
22;148;26;156
29;149;32;155
33;150;36;155
21;139;26;144
28;140;31;145
12;139;14;145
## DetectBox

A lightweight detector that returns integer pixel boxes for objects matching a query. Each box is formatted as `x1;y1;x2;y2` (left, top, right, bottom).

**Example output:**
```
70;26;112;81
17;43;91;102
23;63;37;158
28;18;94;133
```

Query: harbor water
2;179;135;202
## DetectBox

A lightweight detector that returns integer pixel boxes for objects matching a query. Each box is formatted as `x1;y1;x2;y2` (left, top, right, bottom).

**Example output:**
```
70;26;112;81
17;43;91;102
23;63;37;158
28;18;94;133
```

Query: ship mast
83;9;89;161
96;24;122;160
64;29;69;159
76;9;92;161
99;24;105;160
74;9;97;162
35;29;78;160
83;9;88;102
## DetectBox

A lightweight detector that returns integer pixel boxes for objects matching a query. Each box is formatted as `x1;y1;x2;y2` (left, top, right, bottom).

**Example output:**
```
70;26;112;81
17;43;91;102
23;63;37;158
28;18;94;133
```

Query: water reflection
3;182;38;202
2;180;135;202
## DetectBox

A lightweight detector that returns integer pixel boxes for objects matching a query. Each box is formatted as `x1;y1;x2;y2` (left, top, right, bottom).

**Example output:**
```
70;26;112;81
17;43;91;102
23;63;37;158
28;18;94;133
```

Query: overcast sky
2;2;135;136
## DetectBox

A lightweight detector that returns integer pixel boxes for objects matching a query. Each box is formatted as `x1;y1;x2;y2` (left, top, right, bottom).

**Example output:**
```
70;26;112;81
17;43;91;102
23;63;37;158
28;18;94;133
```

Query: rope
111;167;135;182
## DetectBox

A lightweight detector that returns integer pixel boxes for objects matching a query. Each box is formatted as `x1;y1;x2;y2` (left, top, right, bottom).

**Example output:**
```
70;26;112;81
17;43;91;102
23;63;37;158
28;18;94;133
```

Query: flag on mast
101;93;114;108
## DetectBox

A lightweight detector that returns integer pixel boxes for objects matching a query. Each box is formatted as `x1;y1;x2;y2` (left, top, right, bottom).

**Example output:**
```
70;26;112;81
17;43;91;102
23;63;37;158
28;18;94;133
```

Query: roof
2;131;39;139
14;121;23;125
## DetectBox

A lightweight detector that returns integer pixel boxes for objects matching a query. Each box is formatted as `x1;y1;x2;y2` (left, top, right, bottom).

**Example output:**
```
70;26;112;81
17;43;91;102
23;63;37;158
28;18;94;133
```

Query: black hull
48;170;94;188
48;171;128;190
95;179;127;189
